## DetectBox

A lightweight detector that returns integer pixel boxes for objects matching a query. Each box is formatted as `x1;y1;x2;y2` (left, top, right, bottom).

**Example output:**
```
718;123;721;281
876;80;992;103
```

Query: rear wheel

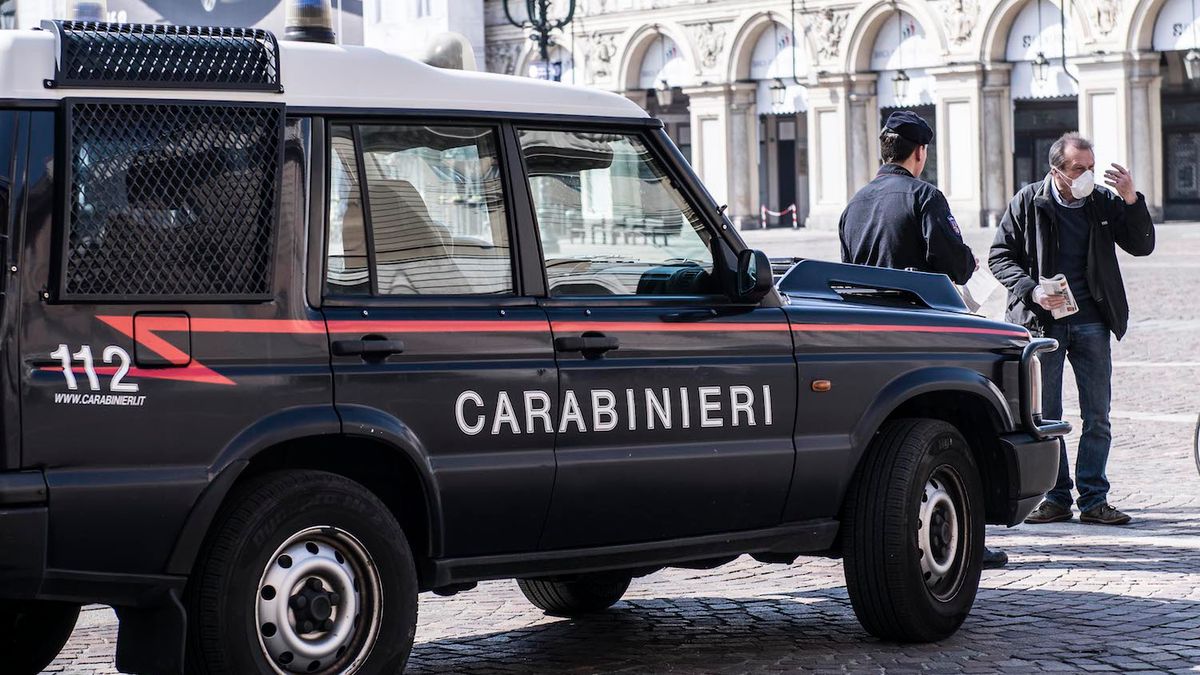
186;470;417;675
842;419;984;642
517;573;631;616
0;599;79;675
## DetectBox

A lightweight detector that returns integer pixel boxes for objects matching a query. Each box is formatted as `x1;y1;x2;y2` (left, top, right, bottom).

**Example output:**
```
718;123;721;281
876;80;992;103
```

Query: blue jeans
1040;322;1113;511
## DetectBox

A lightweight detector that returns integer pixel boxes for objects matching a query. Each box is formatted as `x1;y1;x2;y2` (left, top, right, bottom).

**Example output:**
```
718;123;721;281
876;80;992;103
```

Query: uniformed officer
838;110;975;285
837;111;1007;569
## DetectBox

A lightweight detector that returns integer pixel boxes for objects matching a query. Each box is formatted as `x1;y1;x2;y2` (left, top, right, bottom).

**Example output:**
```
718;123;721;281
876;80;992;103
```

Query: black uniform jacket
988;175;1155;340
839;163;975;284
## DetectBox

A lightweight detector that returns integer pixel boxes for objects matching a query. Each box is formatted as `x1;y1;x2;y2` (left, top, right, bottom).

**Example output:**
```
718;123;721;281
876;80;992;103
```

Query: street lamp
655;79;674;108
770;78;786;106
503;0;577;80
892;69;910;102
1186;48;1200;82
1187;0;1200;82
1032;51;1050;83
890;5;909;102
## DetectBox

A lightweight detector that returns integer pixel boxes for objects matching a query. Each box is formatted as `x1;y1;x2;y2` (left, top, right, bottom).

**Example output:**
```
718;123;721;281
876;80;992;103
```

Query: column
805;73;877;230
980;64;1013;229
682;84;733;219
846;74;880;194
1074;54;1133;198
929;64;985;230
1128;53;1163;221
727;82;759;231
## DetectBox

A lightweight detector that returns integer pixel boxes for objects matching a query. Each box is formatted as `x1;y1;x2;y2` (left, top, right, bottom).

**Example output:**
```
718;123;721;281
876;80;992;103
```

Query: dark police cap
882;110;934;145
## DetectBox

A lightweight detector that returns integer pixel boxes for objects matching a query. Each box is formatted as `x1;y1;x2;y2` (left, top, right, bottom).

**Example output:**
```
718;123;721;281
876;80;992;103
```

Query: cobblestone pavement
46;226;1200;673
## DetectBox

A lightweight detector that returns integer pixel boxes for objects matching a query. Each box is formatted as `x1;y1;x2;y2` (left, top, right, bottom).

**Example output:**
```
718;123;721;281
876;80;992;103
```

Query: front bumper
999;431;1063;525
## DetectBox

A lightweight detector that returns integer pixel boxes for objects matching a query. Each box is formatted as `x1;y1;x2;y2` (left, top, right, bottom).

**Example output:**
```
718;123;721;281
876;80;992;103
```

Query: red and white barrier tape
760;204;798;229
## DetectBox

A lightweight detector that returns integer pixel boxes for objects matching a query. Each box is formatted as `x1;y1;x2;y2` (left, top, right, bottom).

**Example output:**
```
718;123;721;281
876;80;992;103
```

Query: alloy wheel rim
255;526;383;674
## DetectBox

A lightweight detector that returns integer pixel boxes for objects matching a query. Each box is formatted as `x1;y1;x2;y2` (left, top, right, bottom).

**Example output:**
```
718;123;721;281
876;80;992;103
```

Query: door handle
554;334;619;355
331;338;406;360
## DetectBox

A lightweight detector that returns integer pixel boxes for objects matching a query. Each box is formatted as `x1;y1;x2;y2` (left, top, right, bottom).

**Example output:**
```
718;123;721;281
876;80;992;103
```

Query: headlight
1028;354;1043;419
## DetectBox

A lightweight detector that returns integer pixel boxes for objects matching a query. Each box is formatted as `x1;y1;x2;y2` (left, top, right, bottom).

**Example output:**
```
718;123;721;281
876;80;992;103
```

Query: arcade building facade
479;0;1200;229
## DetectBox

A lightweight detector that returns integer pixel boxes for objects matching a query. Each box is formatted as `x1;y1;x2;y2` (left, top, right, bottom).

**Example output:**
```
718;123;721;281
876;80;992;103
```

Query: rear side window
325;122;512;297
62;101;282;300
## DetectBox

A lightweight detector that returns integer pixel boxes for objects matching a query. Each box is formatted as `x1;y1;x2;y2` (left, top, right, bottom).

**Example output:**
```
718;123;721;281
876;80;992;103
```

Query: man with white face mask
989;132;1155;526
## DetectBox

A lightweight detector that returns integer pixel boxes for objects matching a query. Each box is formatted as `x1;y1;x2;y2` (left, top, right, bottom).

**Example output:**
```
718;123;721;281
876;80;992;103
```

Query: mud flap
114;588;186;675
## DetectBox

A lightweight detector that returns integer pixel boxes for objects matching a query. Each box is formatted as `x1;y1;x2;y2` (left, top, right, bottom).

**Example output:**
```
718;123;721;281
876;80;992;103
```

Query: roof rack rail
41;20;282;92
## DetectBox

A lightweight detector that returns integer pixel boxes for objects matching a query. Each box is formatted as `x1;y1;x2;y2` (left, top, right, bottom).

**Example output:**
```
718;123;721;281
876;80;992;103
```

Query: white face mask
1055;167;1095;200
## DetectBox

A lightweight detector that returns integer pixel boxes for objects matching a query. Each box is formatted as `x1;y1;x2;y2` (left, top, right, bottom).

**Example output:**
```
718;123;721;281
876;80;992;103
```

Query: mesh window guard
61;100;283;300
44;21;282;92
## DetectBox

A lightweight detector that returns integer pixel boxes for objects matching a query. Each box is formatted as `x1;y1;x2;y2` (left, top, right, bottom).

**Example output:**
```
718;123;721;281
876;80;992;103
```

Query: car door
515;125;798;549
322;120;557;557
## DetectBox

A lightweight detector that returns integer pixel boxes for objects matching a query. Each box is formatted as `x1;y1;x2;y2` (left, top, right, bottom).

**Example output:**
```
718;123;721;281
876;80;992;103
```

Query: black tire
185;470;418;675
842;418;984;642
517;573;632;616
0;599;79;675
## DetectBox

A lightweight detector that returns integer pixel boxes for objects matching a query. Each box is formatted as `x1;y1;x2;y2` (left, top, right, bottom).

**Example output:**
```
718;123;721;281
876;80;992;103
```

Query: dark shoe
1080;503;1132;525
1024;500;1073;524
982;547;1008;569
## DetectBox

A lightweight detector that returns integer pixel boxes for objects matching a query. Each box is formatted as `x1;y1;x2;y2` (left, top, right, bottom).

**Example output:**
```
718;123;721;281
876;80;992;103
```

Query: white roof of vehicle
0;29;648;119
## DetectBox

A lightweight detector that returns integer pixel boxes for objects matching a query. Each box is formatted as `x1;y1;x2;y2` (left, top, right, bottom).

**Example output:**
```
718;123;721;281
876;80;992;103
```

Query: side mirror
735;249;773;304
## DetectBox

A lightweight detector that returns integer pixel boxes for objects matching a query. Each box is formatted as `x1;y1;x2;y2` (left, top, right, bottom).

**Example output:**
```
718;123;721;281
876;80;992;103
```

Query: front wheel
185;470;417;675
0;599;80;675
842;419;984;642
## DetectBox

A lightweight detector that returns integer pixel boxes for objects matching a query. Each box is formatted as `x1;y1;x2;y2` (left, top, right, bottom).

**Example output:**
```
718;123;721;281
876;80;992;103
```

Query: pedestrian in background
989;132;1155;526
839;110;1007;569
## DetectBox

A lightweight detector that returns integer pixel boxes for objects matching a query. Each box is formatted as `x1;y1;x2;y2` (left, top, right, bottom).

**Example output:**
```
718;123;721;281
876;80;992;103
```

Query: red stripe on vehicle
789;323;1029;338
551;321;790;333
41;366;236;386
326;320;550;334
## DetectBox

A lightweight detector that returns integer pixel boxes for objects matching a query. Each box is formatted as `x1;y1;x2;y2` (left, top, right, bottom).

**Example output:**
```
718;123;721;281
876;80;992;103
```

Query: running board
426;519;839;588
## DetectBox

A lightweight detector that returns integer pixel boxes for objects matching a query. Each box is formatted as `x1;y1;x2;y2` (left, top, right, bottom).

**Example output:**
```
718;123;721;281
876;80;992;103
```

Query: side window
325;123;513;297
327;126;369;294
517;129;715;297
62;102;281;299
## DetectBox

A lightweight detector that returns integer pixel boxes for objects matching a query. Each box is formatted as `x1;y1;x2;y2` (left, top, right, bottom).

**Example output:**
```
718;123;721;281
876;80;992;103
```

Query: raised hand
1104;163;1137;205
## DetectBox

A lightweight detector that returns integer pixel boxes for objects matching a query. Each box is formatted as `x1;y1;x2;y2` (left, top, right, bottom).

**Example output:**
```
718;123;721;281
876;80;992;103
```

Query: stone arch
978;0;1094;64
726;10;813;83
842;0;950;73
1128;0;1176;52
616;22;699;92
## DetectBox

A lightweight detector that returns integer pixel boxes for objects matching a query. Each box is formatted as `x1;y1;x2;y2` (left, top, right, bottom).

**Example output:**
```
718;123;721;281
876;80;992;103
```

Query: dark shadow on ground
980;543;1200;573
406;589;1200;674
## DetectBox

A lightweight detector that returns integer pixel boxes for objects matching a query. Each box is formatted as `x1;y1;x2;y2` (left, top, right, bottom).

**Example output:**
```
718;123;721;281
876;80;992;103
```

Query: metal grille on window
63;101;282;299
45;21;281;91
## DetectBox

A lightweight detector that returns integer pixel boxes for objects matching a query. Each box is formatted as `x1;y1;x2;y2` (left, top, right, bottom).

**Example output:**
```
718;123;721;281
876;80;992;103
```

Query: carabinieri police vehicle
0;16;1067;675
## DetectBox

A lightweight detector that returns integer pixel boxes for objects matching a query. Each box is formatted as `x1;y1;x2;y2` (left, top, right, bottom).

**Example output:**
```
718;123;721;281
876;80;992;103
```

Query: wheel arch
847;367;1017;525
166;405;444;589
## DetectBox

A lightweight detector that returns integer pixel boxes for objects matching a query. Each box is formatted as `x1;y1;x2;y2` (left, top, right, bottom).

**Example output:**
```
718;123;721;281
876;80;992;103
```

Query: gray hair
1049;132;1094;169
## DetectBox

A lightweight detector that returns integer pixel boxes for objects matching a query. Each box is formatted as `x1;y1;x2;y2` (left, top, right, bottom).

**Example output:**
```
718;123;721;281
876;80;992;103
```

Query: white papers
956;284;981;313
1039;274;1079;320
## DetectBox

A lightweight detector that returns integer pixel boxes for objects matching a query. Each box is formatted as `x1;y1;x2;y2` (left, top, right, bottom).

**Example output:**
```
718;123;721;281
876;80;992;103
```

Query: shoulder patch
947;215;961;235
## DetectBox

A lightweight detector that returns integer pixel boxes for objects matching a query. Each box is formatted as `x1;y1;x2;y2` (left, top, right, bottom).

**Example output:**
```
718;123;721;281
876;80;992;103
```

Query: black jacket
988;175;1155;339
839;164;975;284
